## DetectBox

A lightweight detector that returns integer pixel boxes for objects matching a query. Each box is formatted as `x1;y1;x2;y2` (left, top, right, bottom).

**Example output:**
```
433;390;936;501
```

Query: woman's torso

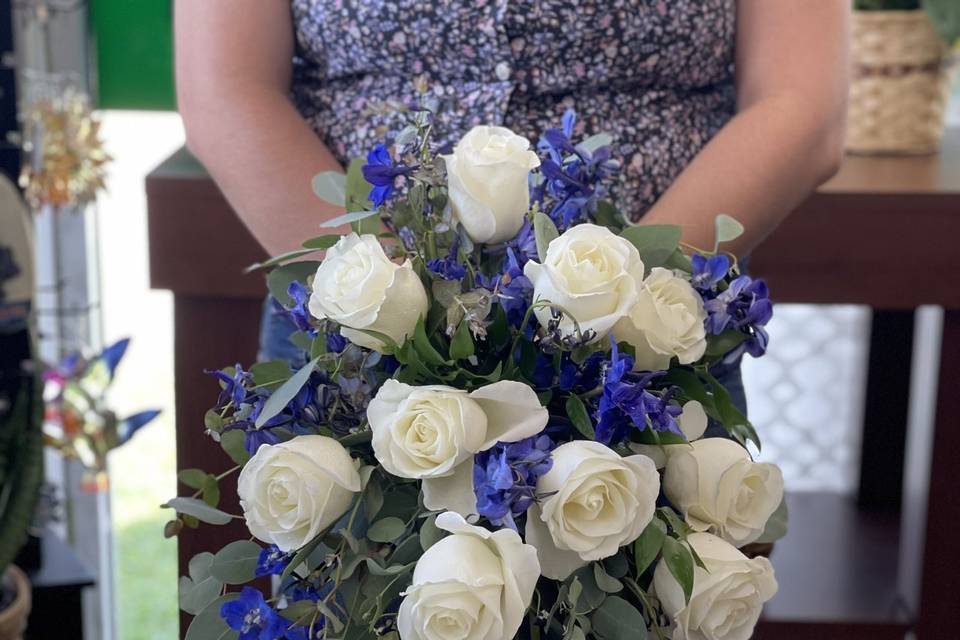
290;0;737;219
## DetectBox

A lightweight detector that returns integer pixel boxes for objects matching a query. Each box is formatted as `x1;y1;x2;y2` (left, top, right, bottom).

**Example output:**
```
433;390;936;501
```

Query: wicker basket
847;10;957;155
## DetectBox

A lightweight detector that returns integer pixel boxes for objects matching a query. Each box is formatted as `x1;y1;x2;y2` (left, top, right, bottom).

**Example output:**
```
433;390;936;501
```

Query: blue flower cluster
594;341;682;446
426;239;467;281
693;254;773;363
474;434;555;530
275;281;316;337
220;582;338;640
532;110;620;229
255;545;292;577
362;144;415;208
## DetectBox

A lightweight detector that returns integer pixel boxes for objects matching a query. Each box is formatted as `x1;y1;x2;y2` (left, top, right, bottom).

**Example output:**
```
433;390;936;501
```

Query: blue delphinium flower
474;434;555;530
498;248;534;329
362;144;415;208
703;275;773;362
283;583;342;640
255;545;291;577
207;364;254;409
427;239;467;281
533;109;620;229
326;332;347;353
506;218;539;266
220;587;286;640
594;340;681;445
690;254;730;291
275;281;316;336
559;351;605;392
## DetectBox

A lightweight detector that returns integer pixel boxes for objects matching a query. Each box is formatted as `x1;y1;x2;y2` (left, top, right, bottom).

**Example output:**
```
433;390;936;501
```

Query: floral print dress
290;0;737;220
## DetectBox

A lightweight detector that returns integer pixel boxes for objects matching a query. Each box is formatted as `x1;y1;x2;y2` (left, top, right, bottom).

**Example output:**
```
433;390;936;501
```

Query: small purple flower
220;587;286;640
255;545;291;577
474;434;555;530
559;351;605;392
207;364;254;409
277;281;316;336
703;275;773;362
362;144;415;208
427;240;467;281
498;249;534;329
398;226;417;251
326;332;347;354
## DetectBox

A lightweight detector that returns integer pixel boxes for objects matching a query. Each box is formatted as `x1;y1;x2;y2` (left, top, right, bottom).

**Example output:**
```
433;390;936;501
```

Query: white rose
663;438;784;546
444;125;540;244
308;233;428;351
525;440;660;580
654;532;777;640
237;435;361;552
367;379;548;516
614;267;708;371
524;224;645;342
398;512;540;640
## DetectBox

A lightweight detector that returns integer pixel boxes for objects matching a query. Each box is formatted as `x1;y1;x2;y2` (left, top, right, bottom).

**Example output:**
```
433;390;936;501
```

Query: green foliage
178;552;222;615
924;0;960;43
661;537;695;605
163;497;232;525
0;360;44;573
633;518;667;576
619;224;682;272
592;596;648;640
754;496;790;544
211;540;262;584
255;356;320;428
184;594;239;640
311;171;347;207
534;210;560;261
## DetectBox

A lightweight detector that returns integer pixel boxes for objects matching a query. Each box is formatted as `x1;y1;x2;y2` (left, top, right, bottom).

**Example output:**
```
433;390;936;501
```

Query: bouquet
167;107;786;640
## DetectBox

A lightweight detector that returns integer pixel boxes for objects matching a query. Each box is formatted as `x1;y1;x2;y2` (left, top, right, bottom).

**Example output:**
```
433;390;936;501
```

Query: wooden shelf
757;492;910;639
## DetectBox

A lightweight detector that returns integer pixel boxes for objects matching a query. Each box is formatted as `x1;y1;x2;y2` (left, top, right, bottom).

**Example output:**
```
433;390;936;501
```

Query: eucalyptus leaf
419;514;445;552
312;171;347;206
320;209;378;229
662;536;695;605
220;429;251;465
534;211;560;262
591;596;647;640
619;224;682;271
633;518;667;575
279;599;319;623
266;261;321;307
302;234;342;250
714;213;744;247
245;248;318;273
184;594;240;640
164;497;232;526
211;540;262;585
364;557;414;576
753;495;789;544
249;360;293;389
566;395;595;439
367;517;407;543
592;563;623;593
578;133;613;155
177;468;207;490
178;574;222;616
201;474;220;507
449;320;475;360
255;356;320;428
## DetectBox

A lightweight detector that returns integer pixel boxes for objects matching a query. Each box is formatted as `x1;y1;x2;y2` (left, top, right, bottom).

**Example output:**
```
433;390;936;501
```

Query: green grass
110;417;178;639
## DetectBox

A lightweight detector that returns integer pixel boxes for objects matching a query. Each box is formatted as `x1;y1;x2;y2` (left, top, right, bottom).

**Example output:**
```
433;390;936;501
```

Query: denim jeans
258;295;748;418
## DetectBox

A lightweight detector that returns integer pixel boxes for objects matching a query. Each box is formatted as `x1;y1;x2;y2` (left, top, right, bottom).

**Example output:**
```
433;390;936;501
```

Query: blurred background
0;1;958;639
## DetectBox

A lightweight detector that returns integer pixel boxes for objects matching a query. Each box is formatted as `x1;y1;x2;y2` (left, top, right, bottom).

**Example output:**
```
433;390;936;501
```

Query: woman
175;0;849;397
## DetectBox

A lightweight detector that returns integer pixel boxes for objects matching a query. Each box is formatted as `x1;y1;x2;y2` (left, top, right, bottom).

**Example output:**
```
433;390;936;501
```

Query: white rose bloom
524;224;645;342
398;512;540;640
237;435;361;552
615;267;708;371
307;233;428;352
367;379;548;516
654;532;777;640
443;125;540;244
525;440;660;580
663;438;784;546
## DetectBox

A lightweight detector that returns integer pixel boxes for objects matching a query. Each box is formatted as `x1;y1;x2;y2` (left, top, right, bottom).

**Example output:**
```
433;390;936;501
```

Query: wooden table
147;131;960;639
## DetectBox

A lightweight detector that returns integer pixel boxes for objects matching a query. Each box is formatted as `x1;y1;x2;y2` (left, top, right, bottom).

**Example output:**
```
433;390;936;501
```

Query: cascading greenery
0;354;44;573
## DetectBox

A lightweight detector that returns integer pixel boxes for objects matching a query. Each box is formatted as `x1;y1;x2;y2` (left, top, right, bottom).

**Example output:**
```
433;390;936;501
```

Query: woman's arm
641;0;849;254
175;0;344;256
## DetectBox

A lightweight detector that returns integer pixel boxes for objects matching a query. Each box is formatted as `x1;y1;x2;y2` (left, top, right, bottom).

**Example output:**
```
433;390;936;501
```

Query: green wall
91;0;175;110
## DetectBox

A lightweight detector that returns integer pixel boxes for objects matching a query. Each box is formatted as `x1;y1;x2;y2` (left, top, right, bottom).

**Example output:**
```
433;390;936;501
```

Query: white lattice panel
743;305;872;492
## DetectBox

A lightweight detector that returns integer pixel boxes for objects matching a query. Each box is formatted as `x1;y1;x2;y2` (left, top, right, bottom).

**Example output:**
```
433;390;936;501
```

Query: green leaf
704;330;749;359
662;536;695;605
413;316;450;367
220;429;251;465
345;157;375;221
163;497;232;525
279;599;319;623
663;248;694;273
179;553;222;615
364;476;384;522
593;563;623;593
255;356;320;428
211;540;262;584
534;211;559;262
367;517;407;543
281;533;326;582
364;558;414;577
449;320;475;360
184;594;240;640
201;474;220;507
579;133;613;154
419;514;445;552
593;200;623;230
302;234;342;250
633;518;667;575
245;248;318;273
320;209;378;229
620;224;682;271
177;468;207;490
266;261;322;307
591;595;648;640
312;171;346;206
754;495;789;544
566;395;595;439
714;213;744;247
204;410;224;434
701;370;761;451
250;359;293;389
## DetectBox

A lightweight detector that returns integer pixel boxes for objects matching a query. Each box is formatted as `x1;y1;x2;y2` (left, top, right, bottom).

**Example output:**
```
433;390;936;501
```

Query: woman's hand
641;0;850;255
175;0;346;256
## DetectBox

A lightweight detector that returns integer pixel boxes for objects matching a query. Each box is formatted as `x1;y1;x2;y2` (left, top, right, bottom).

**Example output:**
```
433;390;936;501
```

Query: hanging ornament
18;88;111;209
